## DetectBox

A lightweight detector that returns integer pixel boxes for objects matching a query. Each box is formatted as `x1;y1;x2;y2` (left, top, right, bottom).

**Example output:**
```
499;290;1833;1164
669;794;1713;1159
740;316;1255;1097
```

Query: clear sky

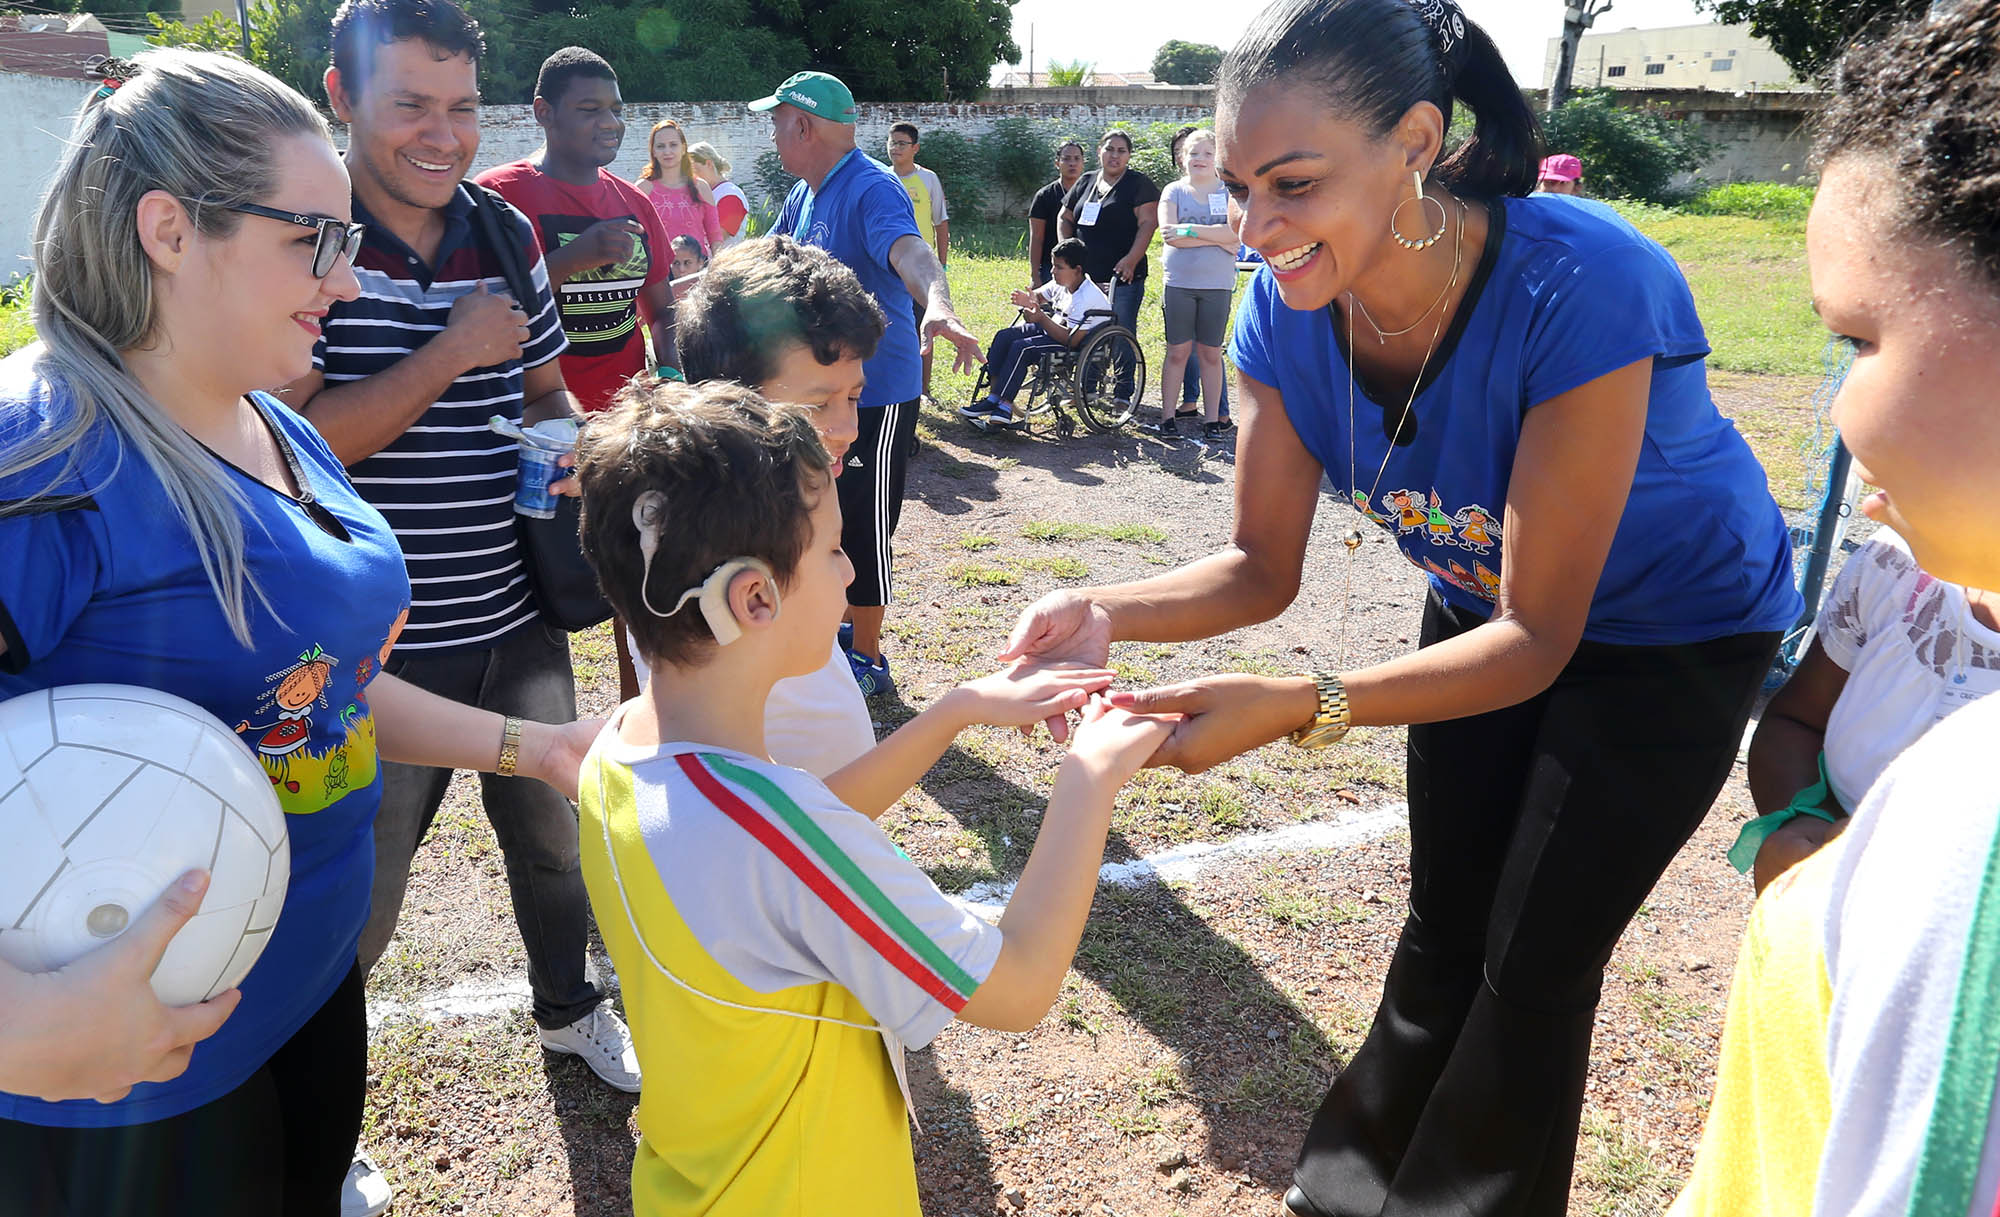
993;0;1715;90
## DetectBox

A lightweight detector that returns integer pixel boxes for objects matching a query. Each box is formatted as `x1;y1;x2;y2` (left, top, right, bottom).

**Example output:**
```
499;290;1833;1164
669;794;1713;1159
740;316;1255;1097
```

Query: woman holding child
1006;0;1799;1212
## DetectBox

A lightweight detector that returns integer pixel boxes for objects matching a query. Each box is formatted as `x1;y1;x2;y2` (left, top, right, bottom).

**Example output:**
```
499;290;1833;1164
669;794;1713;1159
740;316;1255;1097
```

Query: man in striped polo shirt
283;0;639;1117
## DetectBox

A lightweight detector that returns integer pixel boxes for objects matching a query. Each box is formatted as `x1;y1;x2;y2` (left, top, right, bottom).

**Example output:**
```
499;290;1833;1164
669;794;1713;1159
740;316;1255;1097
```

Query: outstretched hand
1105;673;1316;774
1065;693;1177;778
999;591;1115;743
946;660;1117;731
922;309;986;374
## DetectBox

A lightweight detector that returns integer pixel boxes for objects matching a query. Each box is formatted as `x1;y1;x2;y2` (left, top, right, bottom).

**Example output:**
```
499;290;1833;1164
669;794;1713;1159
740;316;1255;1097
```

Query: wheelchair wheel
1019;354;1062;422
1072;326;1146;433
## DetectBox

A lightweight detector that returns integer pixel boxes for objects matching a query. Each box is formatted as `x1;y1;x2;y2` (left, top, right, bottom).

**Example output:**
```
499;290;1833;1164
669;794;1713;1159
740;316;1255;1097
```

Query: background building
1544;21;1802;93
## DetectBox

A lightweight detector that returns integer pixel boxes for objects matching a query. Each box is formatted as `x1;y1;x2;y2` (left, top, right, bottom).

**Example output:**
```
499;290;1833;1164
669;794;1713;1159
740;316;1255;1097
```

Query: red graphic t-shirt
476;161;671;412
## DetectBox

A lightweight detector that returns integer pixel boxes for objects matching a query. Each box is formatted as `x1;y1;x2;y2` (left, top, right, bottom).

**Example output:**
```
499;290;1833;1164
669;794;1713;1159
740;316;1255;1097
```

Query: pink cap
1538;154;1582;182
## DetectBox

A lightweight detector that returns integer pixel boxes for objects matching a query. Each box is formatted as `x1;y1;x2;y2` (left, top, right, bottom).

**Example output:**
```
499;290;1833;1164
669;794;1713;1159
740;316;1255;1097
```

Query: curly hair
675;235;885;387
576;381;829;667
1818;3;2000;286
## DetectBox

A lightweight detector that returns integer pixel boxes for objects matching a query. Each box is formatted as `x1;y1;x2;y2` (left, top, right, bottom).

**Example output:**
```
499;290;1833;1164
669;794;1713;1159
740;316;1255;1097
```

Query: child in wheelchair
959;238;1112;429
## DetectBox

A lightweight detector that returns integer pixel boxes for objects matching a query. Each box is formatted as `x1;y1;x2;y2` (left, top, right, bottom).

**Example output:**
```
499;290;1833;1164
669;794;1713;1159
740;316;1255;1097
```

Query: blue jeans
1109;278;1145;399
359;622;602;1031
1182;355;1230;415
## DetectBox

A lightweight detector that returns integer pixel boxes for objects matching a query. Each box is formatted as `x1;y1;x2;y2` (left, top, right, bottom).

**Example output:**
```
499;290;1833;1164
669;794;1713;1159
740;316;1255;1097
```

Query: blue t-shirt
0;357;410;1127
775;149;922;409
1230;194;1800;646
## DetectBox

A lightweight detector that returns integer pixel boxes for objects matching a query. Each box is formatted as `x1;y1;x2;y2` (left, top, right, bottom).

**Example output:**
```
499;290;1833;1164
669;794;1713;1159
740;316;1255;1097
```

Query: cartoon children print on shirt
233;609;406;815
1365;490;1505;604
237;644;336;796
1377;489;1505;555
1453;505;1497;554
1423;491;1456;546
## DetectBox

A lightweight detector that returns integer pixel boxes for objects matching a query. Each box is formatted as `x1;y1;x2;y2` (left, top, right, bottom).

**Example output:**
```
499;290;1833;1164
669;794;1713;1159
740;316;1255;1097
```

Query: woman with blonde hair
687;139;749;251
639;118;723;254
0;48;596;1215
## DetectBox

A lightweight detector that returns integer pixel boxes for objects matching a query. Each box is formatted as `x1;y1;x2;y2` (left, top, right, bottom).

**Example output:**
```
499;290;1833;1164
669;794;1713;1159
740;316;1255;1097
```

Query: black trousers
0;964;367;1217
1293;594;1778;1217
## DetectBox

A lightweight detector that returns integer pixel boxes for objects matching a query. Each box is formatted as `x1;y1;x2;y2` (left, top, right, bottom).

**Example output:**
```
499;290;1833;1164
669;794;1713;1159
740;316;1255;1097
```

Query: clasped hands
992;590;1322;775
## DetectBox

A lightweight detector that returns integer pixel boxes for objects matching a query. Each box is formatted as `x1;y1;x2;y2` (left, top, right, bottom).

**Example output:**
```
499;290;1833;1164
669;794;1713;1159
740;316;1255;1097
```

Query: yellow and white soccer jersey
579;727;1002;1217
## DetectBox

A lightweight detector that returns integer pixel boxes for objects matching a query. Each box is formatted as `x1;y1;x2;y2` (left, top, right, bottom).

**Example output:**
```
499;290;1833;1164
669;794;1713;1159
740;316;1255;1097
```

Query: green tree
1045;58;1090;87
1541;90;1714;204
151;0;1017;104
1150;39;1221;86
1693;0;1926;81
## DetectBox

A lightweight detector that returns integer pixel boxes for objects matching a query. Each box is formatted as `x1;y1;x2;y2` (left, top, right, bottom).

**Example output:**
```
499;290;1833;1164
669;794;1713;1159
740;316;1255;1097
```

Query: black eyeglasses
224;203;366;278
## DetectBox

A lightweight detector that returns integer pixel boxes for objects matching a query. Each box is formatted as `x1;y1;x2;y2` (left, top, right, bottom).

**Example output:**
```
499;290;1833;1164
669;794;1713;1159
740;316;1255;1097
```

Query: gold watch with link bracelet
1289;672;1351;749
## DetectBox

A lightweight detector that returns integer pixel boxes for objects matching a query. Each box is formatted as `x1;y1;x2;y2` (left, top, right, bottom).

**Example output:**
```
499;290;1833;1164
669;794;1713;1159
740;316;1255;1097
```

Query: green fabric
1728;752;1843;873
1905;803;2000;1217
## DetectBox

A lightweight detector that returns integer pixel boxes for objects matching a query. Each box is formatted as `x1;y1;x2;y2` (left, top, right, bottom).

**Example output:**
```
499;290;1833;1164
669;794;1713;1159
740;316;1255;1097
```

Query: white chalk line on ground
363;803;1410;1031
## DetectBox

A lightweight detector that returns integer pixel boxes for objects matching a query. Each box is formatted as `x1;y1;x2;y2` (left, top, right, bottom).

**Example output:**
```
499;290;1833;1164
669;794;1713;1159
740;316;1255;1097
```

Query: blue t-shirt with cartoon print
0;357;411;1127
774;148;922;409
1229;193;1801;646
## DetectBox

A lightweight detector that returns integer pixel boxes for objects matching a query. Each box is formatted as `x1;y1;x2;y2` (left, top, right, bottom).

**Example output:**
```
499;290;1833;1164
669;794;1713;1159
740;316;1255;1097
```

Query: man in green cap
751;70;982;699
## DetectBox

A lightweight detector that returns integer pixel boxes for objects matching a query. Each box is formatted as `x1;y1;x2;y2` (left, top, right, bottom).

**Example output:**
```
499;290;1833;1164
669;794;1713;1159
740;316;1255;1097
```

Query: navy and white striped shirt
313;184;568;655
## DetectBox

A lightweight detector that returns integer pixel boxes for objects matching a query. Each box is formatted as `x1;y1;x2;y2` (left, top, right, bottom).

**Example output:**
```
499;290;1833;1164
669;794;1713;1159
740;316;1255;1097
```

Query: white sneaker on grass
538;1004;642;1093
340;1152;392;1217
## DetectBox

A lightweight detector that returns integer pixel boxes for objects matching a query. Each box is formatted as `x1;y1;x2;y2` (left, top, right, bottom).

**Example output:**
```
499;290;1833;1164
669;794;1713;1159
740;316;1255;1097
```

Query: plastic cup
513;420;578;520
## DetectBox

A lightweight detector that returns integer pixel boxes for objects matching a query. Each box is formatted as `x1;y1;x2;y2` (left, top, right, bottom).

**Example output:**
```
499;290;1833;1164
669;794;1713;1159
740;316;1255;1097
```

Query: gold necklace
1348;204;1462;343
1339;195;1466;665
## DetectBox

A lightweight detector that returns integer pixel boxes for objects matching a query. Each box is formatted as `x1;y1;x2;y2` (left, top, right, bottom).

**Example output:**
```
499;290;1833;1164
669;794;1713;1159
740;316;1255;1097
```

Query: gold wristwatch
1289;672;1351;749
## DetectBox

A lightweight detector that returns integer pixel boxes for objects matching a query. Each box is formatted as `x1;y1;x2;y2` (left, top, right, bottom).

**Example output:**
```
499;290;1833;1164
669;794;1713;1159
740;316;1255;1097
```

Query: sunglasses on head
223;202;366;278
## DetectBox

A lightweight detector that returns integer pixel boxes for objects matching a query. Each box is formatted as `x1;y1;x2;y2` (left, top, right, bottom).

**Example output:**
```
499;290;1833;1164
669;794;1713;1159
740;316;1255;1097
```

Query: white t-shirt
1815;532;2000;808
765;642;877;778
623;639;876;779
1035;277;1113;332
1814;692;2000;1215
712;181;750;251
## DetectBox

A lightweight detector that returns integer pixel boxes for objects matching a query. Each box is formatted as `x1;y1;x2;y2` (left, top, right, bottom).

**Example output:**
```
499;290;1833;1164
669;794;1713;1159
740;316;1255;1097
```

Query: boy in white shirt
959;238;1113;429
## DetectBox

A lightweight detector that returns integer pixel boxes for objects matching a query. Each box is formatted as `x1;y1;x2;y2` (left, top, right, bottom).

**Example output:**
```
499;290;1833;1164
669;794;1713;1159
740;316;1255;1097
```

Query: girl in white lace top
1738;530;2000;889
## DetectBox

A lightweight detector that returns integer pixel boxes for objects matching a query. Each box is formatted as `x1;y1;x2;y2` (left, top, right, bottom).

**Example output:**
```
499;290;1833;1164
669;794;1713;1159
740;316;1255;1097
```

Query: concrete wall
0;78;1819;275
0;72;95;281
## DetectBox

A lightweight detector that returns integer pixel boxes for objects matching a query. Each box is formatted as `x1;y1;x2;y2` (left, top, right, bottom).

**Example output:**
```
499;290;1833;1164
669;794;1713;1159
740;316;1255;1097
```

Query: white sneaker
539;1004;642;1093
340;1152;392;1217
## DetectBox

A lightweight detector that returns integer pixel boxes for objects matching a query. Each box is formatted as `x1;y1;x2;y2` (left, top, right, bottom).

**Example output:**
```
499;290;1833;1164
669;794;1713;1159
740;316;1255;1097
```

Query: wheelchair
965;296;1148;439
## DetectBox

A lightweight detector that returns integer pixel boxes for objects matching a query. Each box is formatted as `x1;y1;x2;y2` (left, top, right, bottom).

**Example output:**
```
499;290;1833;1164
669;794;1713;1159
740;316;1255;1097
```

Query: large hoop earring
1390;171;1447;252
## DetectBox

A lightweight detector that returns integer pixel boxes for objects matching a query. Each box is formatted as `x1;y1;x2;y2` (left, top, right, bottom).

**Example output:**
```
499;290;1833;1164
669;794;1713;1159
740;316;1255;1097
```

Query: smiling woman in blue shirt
1001;0;1799;1213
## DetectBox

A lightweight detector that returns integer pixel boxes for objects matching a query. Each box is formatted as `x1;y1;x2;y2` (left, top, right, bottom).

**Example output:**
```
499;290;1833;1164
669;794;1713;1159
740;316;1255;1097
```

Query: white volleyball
0;684;290;1007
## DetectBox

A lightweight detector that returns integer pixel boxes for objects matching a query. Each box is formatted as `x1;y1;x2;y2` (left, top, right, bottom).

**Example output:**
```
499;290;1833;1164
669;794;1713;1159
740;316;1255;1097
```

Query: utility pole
235;0;250;57
1028;24;1034;87
1549;0;1614;112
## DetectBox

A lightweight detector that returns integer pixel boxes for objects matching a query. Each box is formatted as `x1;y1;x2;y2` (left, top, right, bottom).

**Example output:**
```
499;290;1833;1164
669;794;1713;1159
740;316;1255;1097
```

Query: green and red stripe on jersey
678;752;983;1011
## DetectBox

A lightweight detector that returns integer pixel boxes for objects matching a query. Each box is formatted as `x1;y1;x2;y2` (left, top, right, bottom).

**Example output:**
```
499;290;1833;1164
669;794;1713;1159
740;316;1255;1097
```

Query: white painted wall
0;72;96;282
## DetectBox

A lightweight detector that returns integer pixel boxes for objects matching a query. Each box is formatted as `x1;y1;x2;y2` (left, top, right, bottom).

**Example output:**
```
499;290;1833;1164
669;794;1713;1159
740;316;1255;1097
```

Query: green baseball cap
747;70;857;124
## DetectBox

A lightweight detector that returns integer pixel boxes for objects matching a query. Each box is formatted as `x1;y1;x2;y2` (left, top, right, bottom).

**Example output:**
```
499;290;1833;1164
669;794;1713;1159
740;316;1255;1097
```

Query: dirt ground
360;378;1816;1217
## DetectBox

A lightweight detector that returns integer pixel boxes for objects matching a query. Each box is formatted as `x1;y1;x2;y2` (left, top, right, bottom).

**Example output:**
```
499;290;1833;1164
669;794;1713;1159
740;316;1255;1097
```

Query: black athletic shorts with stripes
837;398;921;607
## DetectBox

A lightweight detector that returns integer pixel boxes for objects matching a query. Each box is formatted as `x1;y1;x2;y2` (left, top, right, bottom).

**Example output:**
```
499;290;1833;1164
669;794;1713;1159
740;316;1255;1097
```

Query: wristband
1176;224;1197;238
656;365;686;382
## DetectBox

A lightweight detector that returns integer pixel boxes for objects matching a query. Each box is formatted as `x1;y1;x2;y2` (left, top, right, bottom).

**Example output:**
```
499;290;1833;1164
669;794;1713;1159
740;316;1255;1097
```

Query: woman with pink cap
1536;153;1582;194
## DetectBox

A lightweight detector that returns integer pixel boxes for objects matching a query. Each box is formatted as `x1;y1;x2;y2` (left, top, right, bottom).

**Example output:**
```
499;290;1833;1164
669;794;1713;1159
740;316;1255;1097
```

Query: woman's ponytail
1221;0;1543;200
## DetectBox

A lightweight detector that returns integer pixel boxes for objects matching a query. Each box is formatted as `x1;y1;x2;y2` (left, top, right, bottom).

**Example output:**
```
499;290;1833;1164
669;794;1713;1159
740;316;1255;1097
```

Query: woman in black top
1028;139;1086;287
1059;130;1160;397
